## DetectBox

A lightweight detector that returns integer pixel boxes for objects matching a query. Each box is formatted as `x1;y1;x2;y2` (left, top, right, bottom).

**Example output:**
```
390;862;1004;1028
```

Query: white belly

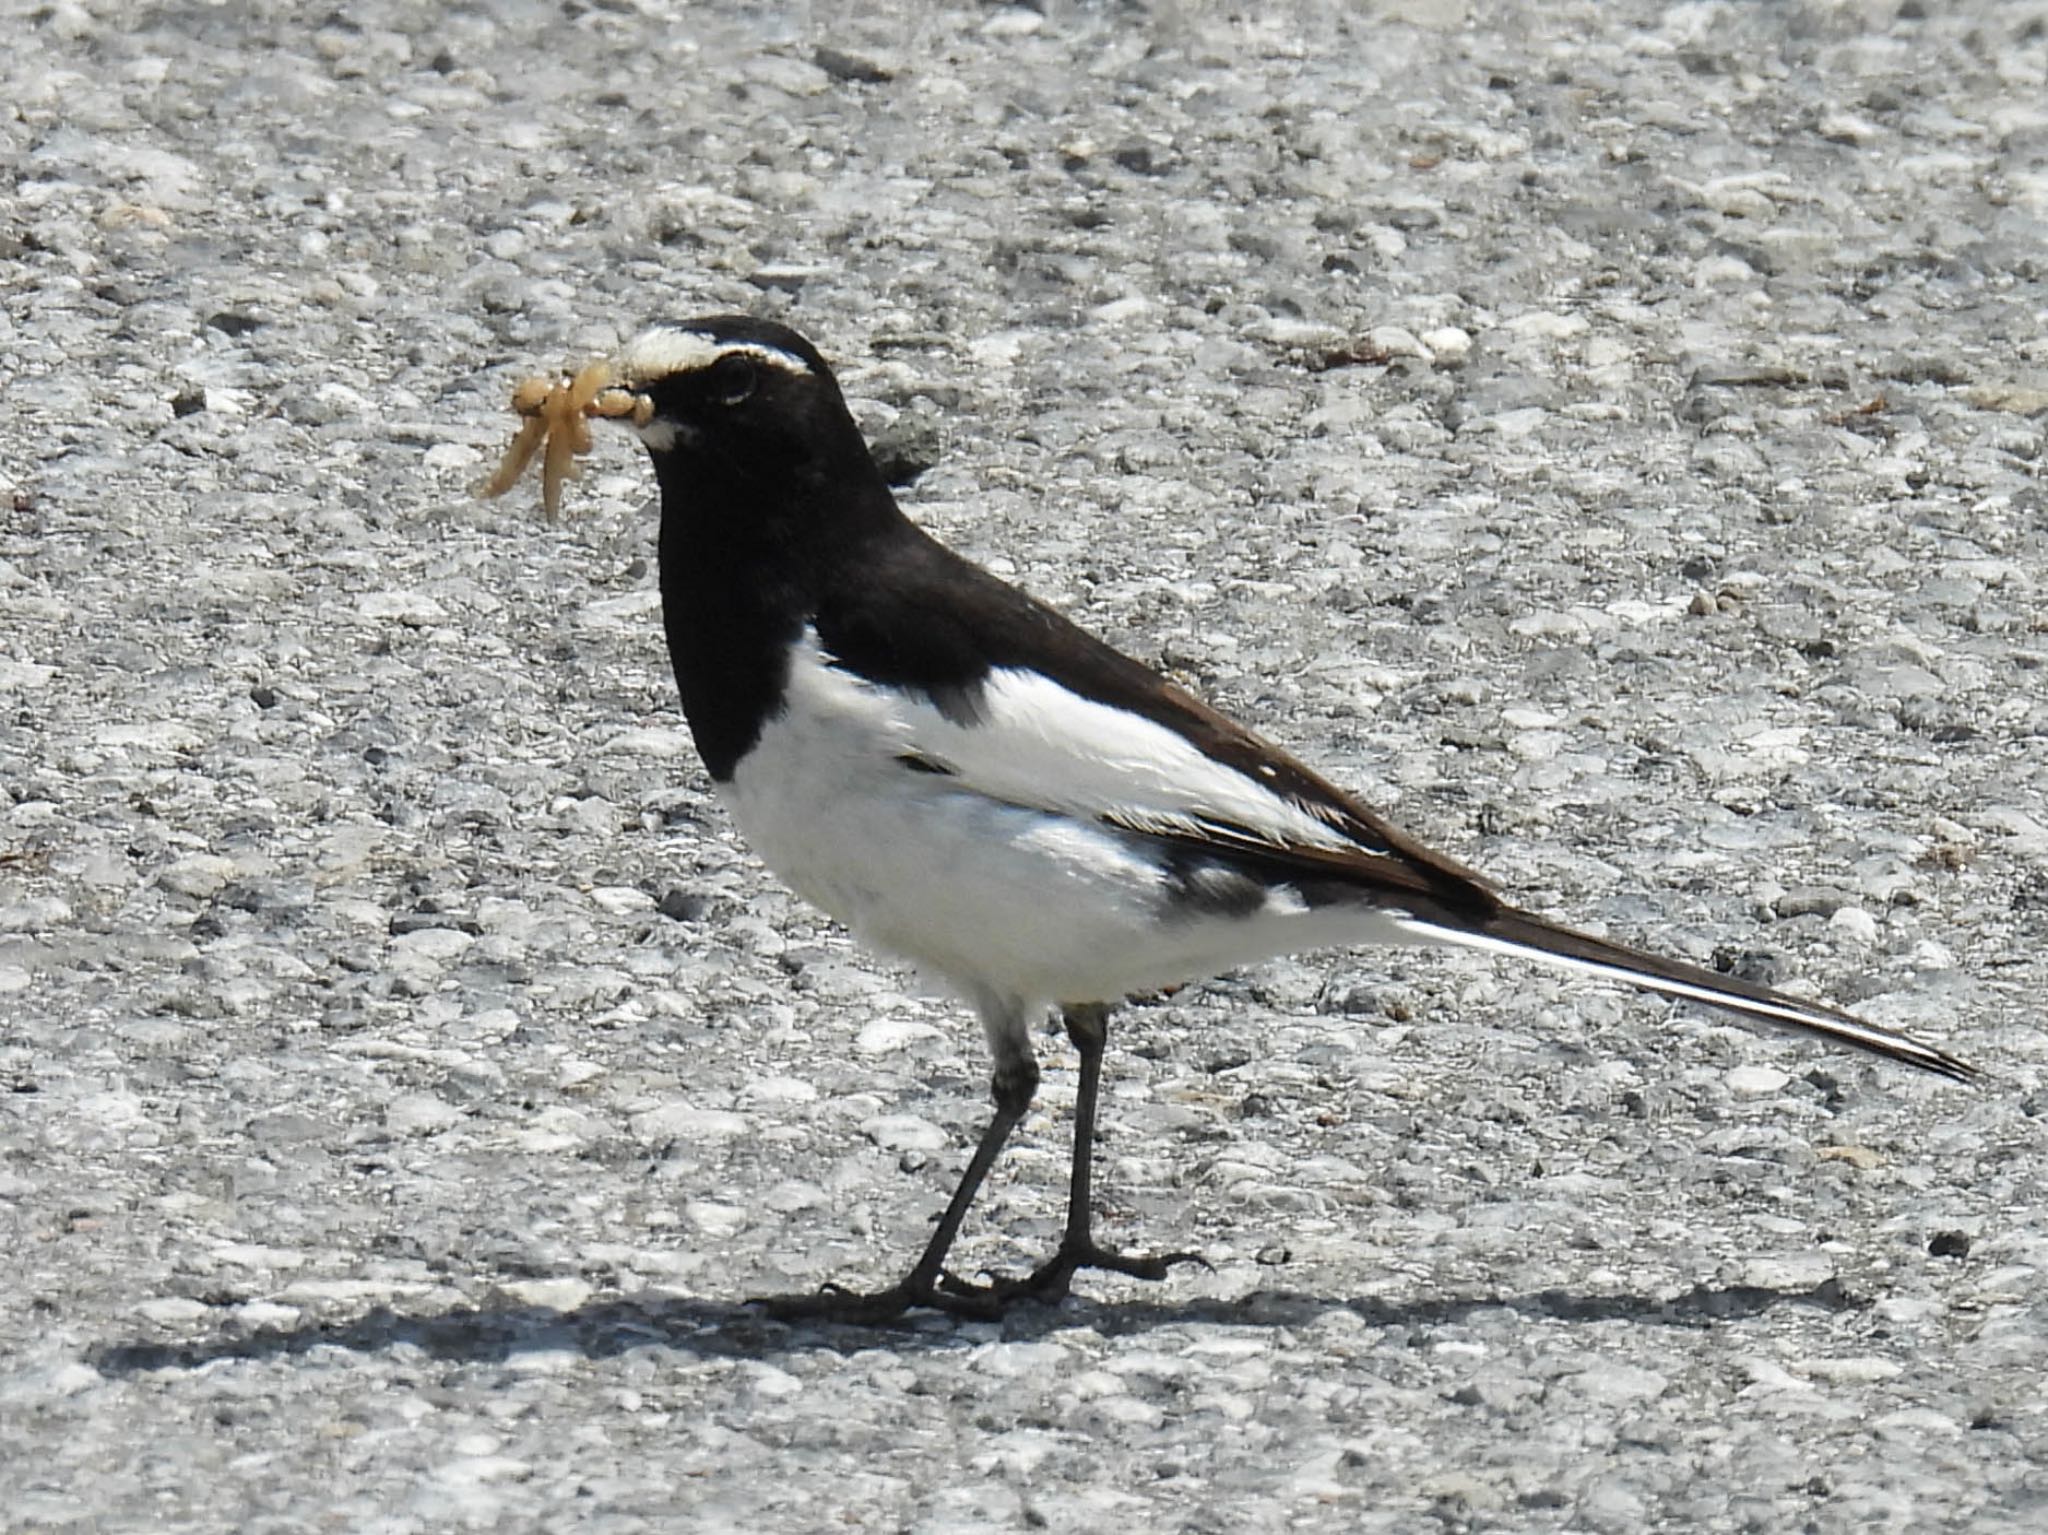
720;638;1403;1009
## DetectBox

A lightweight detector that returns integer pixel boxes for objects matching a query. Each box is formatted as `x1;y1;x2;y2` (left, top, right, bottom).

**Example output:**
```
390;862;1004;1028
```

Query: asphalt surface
2;1;2045;1530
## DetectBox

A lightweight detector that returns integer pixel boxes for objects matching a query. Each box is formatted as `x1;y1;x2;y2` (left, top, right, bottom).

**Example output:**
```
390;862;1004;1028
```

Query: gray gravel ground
4;0;2046;1529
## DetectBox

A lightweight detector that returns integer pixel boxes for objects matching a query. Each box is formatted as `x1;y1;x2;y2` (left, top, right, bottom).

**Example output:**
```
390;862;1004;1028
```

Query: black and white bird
587;314;1973;1321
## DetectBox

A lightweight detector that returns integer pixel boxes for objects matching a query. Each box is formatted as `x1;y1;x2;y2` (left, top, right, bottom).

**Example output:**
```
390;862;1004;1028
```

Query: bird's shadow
87;1277;1865;1378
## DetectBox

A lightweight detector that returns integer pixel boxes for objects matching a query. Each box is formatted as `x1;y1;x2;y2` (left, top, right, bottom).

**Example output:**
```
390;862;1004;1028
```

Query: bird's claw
940;1240;1208;1307
751;1239;1205;1324
750;1276;1005;1325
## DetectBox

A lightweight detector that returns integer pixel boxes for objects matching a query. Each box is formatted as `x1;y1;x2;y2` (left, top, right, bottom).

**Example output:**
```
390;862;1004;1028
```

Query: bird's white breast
719;632;1404;1009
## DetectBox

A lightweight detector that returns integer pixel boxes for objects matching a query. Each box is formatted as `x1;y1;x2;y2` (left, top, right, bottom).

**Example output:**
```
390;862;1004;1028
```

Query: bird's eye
707;354;756;406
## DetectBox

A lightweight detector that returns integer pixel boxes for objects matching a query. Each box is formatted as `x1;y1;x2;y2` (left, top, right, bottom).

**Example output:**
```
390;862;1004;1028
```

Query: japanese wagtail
520;315;1974;1321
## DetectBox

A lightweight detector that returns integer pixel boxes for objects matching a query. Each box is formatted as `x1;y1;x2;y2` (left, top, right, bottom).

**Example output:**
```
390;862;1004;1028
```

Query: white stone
391;927;475;962
743;1075;819;1103
497;1277;593;1311
1363;325;1427;359
234;1301;303;1329
212;1242;307;1269
357;590;446;624
862;1113;948;1152
385;1094;463;1135
685;1201;751;1237
1422;325;1472;363
633;1105;750;1140
1802;1355;1905;1384
134;1296;211;1325
855;1017;943;1053
1504;310;1589;340
1725;1064;1792;1097
98;721;205;753
982;7;1043;36
606;727;695;758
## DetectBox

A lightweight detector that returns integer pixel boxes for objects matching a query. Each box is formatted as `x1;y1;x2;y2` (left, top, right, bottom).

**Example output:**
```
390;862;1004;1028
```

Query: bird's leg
1025;1003;1208;1296
757;1035;1039;1324
945;1003;1205;1306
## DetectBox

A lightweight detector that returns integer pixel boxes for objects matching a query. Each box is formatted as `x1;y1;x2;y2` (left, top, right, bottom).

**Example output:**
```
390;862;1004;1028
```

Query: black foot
943;1239;1209;1307
750;1276;1008;1325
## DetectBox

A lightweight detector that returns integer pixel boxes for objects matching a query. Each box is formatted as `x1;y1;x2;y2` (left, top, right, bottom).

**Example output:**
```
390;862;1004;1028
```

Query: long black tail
1391;903;1977;1082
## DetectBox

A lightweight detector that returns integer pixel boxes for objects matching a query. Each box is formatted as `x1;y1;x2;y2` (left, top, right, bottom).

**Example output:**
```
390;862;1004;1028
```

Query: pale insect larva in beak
476;358;651;520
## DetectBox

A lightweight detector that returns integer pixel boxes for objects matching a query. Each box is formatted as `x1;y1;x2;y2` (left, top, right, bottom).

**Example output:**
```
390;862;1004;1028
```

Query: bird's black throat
649;441;931;781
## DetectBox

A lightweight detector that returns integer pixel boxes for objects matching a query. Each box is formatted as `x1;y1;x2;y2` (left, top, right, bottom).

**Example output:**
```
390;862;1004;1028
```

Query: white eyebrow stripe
614;328;813;385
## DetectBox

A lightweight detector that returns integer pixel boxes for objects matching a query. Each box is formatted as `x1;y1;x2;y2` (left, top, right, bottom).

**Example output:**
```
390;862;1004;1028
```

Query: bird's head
611;315;876;495
478;315;893;532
